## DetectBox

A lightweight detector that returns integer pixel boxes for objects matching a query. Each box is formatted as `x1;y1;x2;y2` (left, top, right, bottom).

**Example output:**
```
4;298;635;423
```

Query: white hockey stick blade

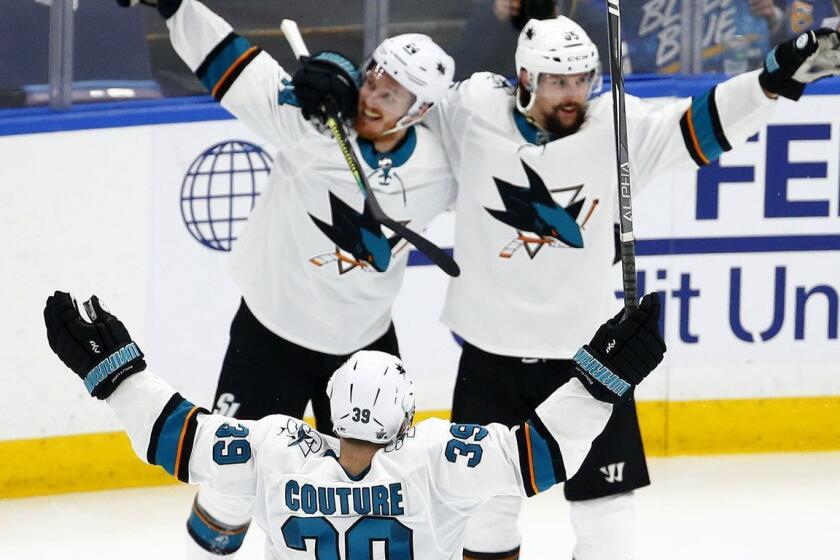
281;19;310;60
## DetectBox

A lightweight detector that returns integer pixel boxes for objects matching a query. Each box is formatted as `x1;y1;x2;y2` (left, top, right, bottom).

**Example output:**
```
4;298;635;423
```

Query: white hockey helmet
327;350;416;444
370;33;455;131
515;16;602;113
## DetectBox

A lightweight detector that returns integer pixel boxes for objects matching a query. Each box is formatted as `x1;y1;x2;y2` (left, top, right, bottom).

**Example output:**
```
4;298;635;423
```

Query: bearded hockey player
116;0;456;556
43;289;665;560
418;16;839;560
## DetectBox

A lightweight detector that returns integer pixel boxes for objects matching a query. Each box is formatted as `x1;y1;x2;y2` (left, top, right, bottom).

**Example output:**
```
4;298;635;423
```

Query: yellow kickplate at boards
0;431;176;499
2;400;839;498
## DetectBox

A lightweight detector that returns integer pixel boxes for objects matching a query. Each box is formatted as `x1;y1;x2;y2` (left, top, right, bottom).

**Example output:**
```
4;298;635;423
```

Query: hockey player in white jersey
43;289;665;560
428;16;840;560
116;0;455;556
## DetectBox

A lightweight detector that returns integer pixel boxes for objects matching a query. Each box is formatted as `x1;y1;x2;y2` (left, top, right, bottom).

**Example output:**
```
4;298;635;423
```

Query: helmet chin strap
515;68;603;120
377;104;431;138
515;70;538;116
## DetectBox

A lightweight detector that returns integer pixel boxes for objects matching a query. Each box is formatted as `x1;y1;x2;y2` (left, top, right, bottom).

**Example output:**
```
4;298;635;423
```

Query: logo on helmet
403;43;419;55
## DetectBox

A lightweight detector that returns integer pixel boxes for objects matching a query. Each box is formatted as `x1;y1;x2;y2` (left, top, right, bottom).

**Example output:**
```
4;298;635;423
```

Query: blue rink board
2;75;840;137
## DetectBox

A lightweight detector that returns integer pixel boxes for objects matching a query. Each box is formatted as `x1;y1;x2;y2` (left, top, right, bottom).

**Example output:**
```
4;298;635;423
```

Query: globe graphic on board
180;140;273;251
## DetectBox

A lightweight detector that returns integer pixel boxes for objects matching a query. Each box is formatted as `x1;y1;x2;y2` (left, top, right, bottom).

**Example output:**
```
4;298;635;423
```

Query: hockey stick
605;0;638;312
280;19;460;277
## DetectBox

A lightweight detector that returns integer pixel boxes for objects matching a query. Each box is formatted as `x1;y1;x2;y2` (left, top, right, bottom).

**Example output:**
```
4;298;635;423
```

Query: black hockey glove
115;0;182;19
759;28;840;100
292;52;360;122
511;0;558;30
44;291;146;400
572;293;666;404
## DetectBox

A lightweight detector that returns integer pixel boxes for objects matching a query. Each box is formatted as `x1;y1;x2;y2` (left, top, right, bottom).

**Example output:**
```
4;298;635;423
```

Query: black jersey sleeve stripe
195;32;263;101
175;406;207;483
680;86;733;167
680;110;709;167
706;86;732;152
210;46;262;101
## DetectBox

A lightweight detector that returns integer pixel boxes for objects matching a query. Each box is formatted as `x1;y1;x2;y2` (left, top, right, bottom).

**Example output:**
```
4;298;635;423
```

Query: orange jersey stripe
193;502;248;535
523;423;540;496
174;406;200;478
685;106;710;165
211;46;259;98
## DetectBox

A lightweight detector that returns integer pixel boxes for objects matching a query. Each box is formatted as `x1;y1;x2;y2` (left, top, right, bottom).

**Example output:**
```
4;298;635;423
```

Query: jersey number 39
282;516;412;559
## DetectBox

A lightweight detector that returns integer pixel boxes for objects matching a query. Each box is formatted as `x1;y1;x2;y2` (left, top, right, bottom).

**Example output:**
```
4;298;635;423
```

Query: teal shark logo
485;160;599;259
309;192;404;274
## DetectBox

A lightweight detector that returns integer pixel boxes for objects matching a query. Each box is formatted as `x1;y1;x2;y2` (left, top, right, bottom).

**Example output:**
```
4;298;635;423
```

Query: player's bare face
533;71;593;137
354;67;416;140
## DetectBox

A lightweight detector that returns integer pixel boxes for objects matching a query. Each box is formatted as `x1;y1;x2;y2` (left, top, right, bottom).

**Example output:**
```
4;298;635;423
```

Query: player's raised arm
116;0;359;147
628;29;840;188
42;291;263;497
429;294;665;502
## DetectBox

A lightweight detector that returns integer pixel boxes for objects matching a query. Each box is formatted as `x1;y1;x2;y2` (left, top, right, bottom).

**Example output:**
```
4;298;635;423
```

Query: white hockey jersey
108;372;612;559
166;1;455;354
430;72;776;358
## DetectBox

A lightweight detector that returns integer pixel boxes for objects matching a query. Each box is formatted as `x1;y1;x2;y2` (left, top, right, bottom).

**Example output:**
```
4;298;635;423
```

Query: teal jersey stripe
528;422;557;492
690;91;725;162
154;399;195;476
199;36;253;93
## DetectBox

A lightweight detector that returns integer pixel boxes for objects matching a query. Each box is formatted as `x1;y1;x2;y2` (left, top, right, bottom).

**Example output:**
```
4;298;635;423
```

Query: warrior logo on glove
573;293;666;404
44;291;146;399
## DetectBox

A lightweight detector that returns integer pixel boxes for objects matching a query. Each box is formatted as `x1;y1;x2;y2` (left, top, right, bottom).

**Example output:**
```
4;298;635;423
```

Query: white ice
2;452;839;559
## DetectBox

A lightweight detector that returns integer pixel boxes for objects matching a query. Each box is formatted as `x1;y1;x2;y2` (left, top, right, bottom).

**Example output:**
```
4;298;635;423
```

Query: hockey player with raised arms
115;0;455;556
43;289;665;559
412;18;838;560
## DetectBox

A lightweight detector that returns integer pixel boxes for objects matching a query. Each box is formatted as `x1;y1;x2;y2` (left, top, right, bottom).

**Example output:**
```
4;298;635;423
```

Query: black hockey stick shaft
321;110;460;277
606;0;639;313
281;18;459;277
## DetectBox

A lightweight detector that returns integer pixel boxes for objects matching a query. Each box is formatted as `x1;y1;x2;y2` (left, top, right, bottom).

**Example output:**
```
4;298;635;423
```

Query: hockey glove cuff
573;293;666;404
44;291;146;400
760;28;840;100
292;52;361;122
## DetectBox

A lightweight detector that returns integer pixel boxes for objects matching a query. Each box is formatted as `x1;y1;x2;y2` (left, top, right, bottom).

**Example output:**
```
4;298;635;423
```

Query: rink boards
1;78;838;497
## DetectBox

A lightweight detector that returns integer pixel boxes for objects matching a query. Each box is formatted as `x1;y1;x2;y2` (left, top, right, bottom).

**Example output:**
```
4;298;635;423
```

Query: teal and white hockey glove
44;291;146;399
760;28;840;100
573;293;666;404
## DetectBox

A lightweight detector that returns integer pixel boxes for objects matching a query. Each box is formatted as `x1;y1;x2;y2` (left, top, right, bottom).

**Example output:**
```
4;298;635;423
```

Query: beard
542;102;587;138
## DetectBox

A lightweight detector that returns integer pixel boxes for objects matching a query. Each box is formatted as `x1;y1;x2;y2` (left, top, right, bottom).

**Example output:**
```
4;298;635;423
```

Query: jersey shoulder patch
261;415;331;459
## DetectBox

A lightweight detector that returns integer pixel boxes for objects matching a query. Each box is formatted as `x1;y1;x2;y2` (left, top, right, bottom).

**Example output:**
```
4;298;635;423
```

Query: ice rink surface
3;451;839;559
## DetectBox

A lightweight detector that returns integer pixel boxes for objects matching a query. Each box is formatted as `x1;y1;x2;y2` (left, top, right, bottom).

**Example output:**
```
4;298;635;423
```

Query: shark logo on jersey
277;418;323;457
309;192;405;274
485;160;599;259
